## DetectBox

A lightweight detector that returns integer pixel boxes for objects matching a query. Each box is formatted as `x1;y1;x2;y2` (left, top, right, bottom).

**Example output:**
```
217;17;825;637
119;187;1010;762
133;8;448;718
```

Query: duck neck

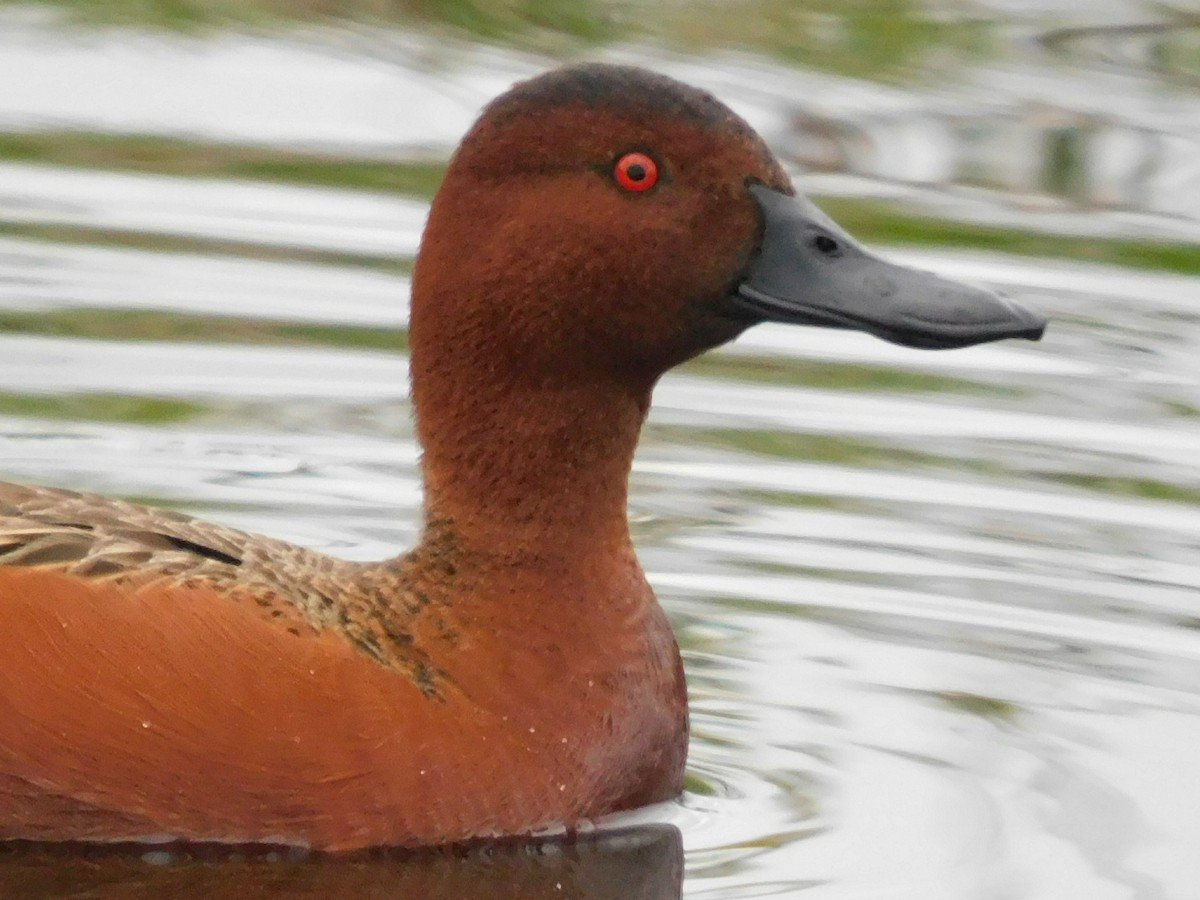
410;356;651;566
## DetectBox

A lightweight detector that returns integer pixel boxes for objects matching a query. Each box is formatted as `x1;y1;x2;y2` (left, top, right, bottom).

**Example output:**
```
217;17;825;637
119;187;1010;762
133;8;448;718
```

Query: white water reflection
0;7;534;151
0;162;427;255
657;600;1200;900
0;237;409;324
0;334;405;398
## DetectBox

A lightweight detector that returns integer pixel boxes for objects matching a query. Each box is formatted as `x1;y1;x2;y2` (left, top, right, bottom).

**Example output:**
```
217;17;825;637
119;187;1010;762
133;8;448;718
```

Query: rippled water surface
1;2;1199;898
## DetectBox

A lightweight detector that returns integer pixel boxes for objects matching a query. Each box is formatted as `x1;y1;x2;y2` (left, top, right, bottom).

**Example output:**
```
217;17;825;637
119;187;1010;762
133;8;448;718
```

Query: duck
0;64;1045;852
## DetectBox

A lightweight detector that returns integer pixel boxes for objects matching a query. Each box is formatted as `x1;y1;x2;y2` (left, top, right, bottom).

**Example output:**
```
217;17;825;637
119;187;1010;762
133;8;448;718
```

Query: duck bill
734;185;1046;350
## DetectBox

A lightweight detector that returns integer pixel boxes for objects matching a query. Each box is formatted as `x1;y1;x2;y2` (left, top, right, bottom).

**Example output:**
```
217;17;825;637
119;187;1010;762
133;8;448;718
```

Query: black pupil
625;162;646;181
814;235;838;253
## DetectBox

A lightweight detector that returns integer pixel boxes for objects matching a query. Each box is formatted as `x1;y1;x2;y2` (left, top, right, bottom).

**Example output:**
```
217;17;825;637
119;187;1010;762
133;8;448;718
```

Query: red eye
613;152;658;192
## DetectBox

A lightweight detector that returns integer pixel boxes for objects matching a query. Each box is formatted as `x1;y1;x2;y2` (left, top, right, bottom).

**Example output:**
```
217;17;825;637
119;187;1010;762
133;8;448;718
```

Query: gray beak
734;185;1046;350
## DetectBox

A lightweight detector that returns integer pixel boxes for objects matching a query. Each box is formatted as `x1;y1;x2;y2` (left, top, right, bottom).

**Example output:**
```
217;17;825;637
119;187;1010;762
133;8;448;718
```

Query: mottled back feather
0;482;364;628
0;481;460;688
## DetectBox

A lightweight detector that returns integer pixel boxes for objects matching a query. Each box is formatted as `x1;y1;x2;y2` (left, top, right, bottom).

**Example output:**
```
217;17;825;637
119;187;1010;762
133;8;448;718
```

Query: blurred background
0;1;1199;898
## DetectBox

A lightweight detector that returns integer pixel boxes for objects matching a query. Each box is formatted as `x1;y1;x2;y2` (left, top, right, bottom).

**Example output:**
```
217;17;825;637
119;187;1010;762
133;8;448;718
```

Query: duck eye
613;152;658;192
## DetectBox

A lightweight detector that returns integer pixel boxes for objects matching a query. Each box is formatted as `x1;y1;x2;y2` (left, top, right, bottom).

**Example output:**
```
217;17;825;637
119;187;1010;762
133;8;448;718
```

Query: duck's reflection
0;824;682;900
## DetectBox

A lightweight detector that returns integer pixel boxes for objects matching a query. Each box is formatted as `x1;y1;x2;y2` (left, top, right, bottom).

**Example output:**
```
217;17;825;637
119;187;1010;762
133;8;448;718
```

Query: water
0;3;1199;898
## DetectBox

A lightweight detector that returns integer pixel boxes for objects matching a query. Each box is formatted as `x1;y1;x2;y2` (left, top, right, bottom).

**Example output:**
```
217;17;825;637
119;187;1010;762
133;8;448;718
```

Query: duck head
409;65;1045;550
412;64;1045;391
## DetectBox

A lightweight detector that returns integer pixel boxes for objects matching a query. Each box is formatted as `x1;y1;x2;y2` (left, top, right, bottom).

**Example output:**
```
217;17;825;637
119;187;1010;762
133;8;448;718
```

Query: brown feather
0;570;594;848
0;64;798;849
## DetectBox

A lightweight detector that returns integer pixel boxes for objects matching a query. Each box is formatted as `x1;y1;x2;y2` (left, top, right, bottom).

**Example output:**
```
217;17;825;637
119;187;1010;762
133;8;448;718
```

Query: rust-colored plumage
0;62;1045;852
0;64;786;850
0;488;685;850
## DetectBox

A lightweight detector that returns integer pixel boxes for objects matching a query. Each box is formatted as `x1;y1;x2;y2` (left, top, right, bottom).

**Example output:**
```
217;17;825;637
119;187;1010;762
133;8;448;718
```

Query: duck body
0;484;684;850
0;65;1044;850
